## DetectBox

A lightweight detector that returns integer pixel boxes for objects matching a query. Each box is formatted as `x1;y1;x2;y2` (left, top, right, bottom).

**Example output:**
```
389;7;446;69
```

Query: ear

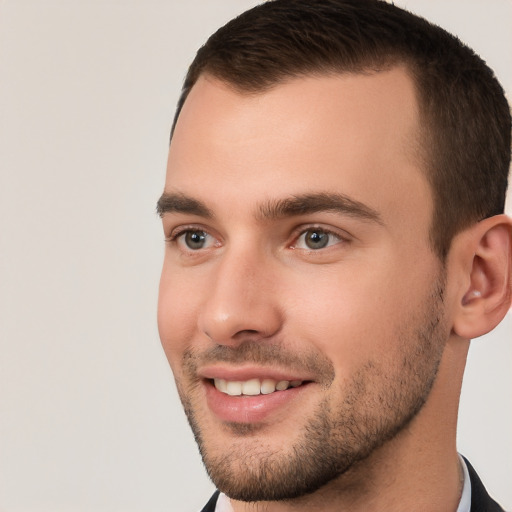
452;214;512;340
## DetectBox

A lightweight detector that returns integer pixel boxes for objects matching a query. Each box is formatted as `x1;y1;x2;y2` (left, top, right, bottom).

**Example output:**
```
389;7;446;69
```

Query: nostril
231;329;268;344
237;329;260;336
199;296;283;346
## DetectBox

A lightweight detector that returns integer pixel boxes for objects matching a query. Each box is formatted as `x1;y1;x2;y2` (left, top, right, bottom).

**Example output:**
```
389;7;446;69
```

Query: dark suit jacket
199;459;505;512
463;458;505;512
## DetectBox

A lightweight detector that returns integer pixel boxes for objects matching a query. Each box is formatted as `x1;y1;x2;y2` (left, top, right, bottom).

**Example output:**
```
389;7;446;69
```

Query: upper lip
199;365;315;383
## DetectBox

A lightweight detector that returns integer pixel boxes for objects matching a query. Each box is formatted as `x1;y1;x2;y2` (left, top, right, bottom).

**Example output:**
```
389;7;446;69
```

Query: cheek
283;261;416;371
157;268;200;372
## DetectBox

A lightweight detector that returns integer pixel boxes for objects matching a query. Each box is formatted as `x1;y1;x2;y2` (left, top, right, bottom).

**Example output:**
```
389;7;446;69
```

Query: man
157;1;511;510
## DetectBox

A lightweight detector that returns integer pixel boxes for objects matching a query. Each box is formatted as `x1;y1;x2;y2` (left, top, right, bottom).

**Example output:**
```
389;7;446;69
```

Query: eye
293;228;342;250
174;229;216;251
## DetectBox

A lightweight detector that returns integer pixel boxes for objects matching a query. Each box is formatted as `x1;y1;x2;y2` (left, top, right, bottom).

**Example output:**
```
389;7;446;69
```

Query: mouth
212;377;305;396
200;371;314;424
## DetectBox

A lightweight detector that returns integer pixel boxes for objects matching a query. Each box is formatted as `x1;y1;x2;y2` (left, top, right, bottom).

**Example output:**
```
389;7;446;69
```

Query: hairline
171;63;444;261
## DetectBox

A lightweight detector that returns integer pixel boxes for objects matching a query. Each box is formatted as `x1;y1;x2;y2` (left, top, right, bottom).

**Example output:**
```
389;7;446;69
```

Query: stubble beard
175;275;448;502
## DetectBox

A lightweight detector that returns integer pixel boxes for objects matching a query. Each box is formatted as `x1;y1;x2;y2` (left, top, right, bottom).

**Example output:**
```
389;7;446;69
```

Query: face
158;69;449;501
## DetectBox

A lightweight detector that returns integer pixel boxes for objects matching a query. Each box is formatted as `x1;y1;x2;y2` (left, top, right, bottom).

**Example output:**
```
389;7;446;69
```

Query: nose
197;247;283;345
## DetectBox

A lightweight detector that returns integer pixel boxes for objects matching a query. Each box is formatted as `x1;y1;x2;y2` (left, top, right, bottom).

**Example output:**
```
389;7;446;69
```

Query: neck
231;336;469;512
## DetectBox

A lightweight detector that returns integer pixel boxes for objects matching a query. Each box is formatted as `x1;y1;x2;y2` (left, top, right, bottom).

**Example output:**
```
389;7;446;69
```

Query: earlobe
452;215;512;340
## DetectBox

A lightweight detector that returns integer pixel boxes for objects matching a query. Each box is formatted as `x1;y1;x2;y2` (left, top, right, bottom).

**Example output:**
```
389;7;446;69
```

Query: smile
213;378;304;396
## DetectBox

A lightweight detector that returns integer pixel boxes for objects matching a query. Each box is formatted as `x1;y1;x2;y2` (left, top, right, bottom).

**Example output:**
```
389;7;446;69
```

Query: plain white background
0;1;510;511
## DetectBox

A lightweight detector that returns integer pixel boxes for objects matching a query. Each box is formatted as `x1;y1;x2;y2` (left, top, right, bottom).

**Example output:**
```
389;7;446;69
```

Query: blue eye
295;229;341;250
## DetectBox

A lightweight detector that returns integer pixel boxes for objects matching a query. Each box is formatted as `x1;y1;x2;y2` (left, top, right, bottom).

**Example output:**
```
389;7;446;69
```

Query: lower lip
204;381;310;424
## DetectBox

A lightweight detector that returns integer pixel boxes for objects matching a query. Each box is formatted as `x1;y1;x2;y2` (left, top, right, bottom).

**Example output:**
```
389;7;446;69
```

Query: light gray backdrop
1;1;510;511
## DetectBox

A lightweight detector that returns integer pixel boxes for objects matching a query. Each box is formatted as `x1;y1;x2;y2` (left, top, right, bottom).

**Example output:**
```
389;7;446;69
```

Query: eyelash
166;224;350;253
290;226;349;251
166;225;217;249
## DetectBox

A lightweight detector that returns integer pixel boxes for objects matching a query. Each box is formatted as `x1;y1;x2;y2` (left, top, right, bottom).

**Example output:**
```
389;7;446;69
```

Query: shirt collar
457;455;472;512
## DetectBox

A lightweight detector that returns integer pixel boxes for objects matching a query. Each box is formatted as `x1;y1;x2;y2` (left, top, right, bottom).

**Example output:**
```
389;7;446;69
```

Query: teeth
275;380;290;391
226;381;242;396
215;379;227;393
242;379;260;396
261;379;276;394
213;378;303;396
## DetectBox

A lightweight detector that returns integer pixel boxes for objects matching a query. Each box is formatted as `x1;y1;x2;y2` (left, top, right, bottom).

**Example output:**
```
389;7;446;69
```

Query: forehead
166;69;431;230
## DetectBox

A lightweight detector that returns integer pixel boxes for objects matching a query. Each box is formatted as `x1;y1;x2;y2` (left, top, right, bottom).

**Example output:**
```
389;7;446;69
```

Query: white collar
214;492;233;512
457;455;472;512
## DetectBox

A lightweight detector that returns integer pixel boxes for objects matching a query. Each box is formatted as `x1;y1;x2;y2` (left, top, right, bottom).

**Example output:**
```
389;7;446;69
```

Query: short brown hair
171;0;511;259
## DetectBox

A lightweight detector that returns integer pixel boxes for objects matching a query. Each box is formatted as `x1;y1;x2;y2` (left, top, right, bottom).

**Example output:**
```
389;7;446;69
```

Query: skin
157;68;510;511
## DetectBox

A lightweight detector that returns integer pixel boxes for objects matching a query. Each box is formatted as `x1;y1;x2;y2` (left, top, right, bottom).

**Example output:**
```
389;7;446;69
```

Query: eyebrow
156;192;213;218
258;192;383;224
156;191;383;225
